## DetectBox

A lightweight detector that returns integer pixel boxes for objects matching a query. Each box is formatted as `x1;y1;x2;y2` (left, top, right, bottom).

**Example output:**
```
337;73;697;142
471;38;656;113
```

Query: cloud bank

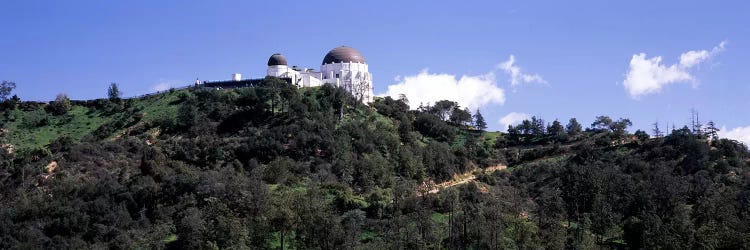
623;41;726;98
719;125;750;147
498;112;531;131
381;69;505;111
498;55;546;86
381;55;544;111
152;82;172;92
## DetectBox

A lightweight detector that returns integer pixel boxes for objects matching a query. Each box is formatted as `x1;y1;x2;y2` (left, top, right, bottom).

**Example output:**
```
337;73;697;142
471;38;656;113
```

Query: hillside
1;78;750;249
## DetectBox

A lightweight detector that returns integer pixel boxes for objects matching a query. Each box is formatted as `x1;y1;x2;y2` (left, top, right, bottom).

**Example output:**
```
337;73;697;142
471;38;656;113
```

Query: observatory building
266;46;373;103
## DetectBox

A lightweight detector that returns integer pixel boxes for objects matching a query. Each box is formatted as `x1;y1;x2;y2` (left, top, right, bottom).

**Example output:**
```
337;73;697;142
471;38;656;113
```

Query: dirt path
419;164;507;195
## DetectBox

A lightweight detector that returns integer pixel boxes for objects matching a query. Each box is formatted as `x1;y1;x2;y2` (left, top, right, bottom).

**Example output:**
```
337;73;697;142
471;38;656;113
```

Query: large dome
267;53;288;66
322;46;365;65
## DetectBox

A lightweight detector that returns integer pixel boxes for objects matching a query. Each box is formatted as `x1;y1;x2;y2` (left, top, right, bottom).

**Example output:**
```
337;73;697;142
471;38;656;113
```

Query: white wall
266;60;373;103
300;72;323;87
320;62;373;103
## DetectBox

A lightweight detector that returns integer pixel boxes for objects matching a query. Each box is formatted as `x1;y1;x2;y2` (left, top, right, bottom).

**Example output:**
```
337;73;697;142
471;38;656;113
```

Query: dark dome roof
267;53;288;66
322;46;365;65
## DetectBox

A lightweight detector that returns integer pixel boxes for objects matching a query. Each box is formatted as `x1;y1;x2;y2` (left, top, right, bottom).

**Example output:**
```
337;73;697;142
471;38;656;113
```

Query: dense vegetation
1;78;749;249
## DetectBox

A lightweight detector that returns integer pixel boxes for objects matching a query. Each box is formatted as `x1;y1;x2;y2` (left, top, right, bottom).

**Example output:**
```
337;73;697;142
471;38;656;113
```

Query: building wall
267;65;303;87
320;62;373;103
267;65;290;78
266;60;373;103
300;72;323;87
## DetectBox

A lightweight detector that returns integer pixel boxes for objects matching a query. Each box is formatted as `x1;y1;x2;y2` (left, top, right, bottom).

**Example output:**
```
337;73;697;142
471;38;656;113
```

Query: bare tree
351;79;370;103
652;121;663;138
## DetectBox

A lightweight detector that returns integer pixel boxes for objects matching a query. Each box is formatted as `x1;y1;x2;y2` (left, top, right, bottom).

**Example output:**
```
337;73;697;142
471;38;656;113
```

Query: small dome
322;46;365;65
267;53;288;66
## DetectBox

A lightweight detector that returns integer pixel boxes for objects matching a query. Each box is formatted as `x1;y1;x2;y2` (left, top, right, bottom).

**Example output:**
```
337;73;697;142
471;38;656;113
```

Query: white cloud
719;125;750;147
497;55;546;86
380;69;505;111
623;41;726;98
498;112;531;131
152;82;173;92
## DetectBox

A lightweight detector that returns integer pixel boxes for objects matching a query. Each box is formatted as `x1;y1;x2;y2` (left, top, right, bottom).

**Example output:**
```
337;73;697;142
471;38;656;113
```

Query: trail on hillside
418;164;507;195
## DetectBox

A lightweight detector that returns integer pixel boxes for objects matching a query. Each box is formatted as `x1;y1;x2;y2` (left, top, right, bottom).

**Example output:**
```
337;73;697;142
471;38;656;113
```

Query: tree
414;112;456;142
506;125;521;146
1;94;20;111
634;130;650;141
531;116;545;137
652;121;664;138
474;110;487;131
341;209;366;248
449;107;472;126
177;103;198;129
0;80;15;101
591;116;613;131
547;120;565;141
691;109;703;135
704;121;720;140
270;201;296;250
430;100;458;121
108;82;121;101
567;118;582;136
22;109;49;128
397;94;409;106
351;79;371;103
49;93;71;115
609;118;632;137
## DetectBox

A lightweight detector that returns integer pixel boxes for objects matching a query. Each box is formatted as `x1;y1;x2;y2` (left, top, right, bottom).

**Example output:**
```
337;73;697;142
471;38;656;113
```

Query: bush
23;109;49;128
48;94;71;115
262;157;294;184
49;134;75;153
414;112;455;141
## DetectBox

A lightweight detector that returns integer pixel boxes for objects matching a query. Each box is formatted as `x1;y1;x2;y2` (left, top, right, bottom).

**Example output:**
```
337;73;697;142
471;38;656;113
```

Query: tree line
0;77;749;249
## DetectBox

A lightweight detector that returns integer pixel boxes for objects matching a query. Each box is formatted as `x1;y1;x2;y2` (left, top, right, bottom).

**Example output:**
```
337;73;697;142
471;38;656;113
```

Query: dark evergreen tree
108;82;121;101
473;109;487;131
548;119;566;141
652;121;664;138
566;118;582;136
704;121;719;140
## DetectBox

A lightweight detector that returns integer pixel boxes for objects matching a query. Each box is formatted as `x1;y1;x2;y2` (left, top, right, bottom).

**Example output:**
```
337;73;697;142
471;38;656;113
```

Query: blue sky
1;1;749;143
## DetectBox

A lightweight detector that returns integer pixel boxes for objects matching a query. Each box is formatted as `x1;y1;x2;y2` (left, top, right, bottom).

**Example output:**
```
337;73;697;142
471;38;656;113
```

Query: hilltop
1;78;749;249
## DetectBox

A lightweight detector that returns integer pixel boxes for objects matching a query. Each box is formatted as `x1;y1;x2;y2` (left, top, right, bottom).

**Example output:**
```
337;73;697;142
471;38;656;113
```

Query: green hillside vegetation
2;89;186;151
1;77;749;249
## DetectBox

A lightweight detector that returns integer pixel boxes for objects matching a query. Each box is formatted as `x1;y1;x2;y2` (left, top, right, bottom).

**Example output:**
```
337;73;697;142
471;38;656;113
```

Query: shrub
23;109;49;128
48;94;71;115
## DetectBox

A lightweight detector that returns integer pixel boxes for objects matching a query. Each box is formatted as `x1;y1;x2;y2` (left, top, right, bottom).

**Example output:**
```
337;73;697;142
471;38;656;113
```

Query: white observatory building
266;46;373;103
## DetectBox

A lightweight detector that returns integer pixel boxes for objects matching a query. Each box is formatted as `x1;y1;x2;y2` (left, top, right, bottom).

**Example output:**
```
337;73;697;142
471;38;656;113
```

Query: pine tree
548;120;565;141
652;121;663;138
566;118;582;136
690;109;703;135
108;82;121;101
473;110;487;131
704;121;720;140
